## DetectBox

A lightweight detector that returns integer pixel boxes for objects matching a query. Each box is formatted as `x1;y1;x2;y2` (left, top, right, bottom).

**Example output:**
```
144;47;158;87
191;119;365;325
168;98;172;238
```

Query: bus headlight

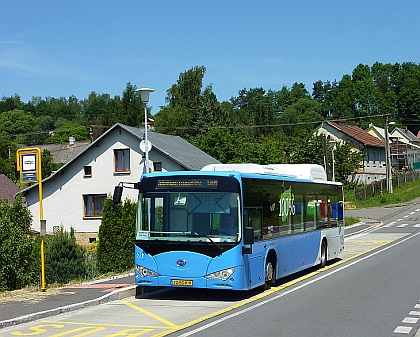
136;265;160;278
204;268;235;281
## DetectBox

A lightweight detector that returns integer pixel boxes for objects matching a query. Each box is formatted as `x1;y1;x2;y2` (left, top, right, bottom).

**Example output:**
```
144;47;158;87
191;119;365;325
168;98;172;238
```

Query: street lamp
135;88;154;174
329;140;336;182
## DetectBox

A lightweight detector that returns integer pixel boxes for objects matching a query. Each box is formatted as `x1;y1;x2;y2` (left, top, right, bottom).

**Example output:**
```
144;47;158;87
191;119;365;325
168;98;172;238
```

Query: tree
48;121;89;144
0;95;24;113
41;149;63;178
44;227;87;284
278;98;323;137
166;65;206;111
163;65;208;136
0;195;37;291
191;127;240;163
196;85;222;133
352;64;376;117
230;87;265;126
97;197;136;273
0;109;36;144
0;138;18;182
286;134;325;165
333;142;365;184
312;80;333;118
154;105;192;136
121;83;143;127
325;75;356;119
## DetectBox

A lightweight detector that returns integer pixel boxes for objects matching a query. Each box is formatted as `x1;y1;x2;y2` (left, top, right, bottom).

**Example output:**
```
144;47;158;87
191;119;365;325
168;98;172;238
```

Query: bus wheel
263;258;275;290
320;240;327;268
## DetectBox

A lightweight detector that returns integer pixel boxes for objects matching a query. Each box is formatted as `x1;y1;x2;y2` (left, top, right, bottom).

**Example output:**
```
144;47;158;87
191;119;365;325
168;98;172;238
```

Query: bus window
293;194;305;232
316;195;329;229
305;200;318;231
244;208;262;240
192;213;211;236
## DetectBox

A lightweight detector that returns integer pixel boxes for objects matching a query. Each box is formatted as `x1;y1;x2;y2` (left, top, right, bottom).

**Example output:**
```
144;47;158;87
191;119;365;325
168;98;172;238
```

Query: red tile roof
0;174;20;203
328;121;385;147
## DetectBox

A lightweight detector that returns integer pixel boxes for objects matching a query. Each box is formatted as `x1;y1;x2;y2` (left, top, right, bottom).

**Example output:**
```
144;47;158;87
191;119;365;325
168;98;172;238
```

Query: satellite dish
139;140;152;153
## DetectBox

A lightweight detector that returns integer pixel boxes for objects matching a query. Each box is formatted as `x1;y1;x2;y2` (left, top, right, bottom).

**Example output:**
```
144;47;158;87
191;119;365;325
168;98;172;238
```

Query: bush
86;241;99;279
44;227;87;284
97;197;136;273
0;195;38;291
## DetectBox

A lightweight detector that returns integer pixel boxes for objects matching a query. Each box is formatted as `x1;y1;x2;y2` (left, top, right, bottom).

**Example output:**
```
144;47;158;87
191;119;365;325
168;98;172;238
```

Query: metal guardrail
354;171;420;200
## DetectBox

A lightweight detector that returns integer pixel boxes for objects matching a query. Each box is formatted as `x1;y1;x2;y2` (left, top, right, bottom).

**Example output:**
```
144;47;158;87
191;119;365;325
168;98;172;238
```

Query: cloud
0;40;106;82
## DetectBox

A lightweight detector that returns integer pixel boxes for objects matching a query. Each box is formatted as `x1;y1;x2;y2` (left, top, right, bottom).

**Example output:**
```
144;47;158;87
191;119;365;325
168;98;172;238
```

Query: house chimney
69;136;75;146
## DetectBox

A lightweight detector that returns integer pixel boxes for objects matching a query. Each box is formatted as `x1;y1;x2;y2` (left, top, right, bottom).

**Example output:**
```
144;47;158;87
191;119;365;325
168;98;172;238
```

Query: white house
20;123;221;245
315;121;386;184
367;124;420;170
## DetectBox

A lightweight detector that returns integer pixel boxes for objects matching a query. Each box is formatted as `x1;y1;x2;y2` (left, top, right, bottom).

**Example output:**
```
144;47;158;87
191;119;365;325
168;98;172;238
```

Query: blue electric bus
114;163;344;291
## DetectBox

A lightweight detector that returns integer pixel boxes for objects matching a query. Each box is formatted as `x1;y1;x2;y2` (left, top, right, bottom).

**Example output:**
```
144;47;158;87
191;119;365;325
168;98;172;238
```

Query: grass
344;217;360;227
343;177;420;225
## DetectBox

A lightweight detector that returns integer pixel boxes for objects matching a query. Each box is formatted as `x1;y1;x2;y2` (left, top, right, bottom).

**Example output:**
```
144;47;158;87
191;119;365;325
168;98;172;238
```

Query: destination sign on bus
156;179;218;189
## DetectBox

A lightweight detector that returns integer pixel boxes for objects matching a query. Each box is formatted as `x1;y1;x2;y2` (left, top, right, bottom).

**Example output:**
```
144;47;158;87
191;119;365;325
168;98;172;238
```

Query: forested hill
1;62;420;184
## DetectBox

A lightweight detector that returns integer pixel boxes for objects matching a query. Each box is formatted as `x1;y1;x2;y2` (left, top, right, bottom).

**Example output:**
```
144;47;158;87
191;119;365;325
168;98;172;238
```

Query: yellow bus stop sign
17;148;41;183
16;147;46;291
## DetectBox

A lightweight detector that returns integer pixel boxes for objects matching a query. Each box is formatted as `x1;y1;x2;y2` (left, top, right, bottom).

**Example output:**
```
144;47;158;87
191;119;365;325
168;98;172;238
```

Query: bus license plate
171;279;193;286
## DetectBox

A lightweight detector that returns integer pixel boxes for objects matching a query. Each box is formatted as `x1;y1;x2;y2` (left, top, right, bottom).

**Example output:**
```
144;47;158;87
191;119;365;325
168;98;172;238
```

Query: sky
1;1;420;115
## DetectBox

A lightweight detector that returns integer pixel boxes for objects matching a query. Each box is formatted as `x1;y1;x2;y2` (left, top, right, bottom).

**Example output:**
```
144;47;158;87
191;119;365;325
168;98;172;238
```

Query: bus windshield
136;191;241;243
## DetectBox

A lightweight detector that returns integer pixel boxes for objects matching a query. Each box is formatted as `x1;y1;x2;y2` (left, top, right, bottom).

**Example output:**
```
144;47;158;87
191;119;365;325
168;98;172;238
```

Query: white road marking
402;317;419;324
394;325;412;334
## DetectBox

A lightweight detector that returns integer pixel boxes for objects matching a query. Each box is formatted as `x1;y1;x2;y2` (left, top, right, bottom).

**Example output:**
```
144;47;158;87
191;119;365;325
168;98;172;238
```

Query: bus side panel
274;231;321;278
275;236;295;278
321;226;344;262
294;231;321;271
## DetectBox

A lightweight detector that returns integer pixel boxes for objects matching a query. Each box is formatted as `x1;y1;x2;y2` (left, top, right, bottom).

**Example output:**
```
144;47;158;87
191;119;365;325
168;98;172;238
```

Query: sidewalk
0;274;138;329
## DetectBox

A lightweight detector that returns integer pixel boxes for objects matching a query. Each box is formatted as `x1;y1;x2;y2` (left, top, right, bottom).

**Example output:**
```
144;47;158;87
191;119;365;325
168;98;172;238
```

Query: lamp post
135;88;154;173
329;140;336;182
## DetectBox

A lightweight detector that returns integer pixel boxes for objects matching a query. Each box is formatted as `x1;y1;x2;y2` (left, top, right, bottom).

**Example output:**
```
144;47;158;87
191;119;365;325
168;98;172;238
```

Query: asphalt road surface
2;201;420;337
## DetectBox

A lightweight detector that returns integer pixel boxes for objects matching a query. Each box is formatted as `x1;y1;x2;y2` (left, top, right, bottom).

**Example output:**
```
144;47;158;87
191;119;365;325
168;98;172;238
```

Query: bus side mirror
113;185;123;210
244;226;254;245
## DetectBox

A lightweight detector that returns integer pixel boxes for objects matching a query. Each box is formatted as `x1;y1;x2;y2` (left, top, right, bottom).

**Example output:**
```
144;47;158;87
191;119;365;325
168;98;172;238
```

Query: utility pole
322;135;330;180
384;115;393;193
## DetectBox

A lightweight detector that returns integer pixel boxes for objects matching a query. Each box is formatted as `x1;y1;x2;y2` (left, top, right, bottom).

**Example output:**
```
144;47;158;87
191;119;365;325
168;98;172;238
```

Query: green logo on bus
279;187;295;221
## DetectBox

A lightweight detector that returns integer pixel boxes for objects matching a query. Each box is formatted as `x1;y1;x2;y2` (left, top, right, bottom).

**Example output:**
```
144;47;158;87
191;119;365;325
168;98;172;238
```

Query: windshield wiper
205;235;224;255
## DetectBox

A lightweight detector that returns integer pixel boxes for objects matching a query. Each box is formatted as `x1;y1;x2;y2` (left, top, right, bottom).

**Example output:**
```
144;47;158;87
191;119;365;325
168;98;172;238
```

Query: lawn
343;177;420;226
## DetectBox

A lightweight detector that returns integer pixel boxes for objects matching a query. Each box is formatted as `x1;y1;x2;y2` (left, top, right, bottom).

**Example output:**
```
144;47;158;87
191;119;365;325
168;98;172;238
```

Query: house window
84;194;106;218
114;149;130;172
153;162;162;172
84;166;92;177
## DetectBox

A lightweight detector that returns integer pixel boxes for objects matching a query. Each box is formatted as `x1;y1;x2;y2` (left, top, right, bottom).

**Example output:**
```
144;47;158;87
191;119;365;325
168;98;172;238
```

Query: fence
354;171;420;200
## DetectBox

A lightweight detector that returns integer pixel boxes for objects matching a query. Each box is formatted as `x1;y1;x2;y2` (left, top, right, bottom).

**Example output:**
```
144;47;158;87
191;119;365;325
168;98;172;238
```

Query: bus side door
243;208;265;288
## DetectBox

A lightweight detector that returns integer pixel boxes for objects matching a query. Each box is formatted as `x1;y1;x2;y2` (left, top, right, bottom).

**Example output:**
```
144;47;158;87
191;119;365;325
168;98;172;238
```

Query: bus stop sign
17;148;41;183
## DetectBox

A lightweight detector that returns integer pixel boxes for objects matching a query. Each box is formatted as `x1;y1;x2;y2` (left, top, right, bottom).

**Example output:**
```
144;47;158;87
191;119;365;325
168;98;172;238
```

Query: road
2;202;420;337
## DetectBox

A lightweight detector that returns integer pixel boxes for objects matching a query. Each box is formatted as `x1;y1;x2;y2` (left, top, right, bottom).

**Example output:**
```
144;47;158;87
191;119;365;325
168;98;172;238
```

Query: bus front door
243;208;265;289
